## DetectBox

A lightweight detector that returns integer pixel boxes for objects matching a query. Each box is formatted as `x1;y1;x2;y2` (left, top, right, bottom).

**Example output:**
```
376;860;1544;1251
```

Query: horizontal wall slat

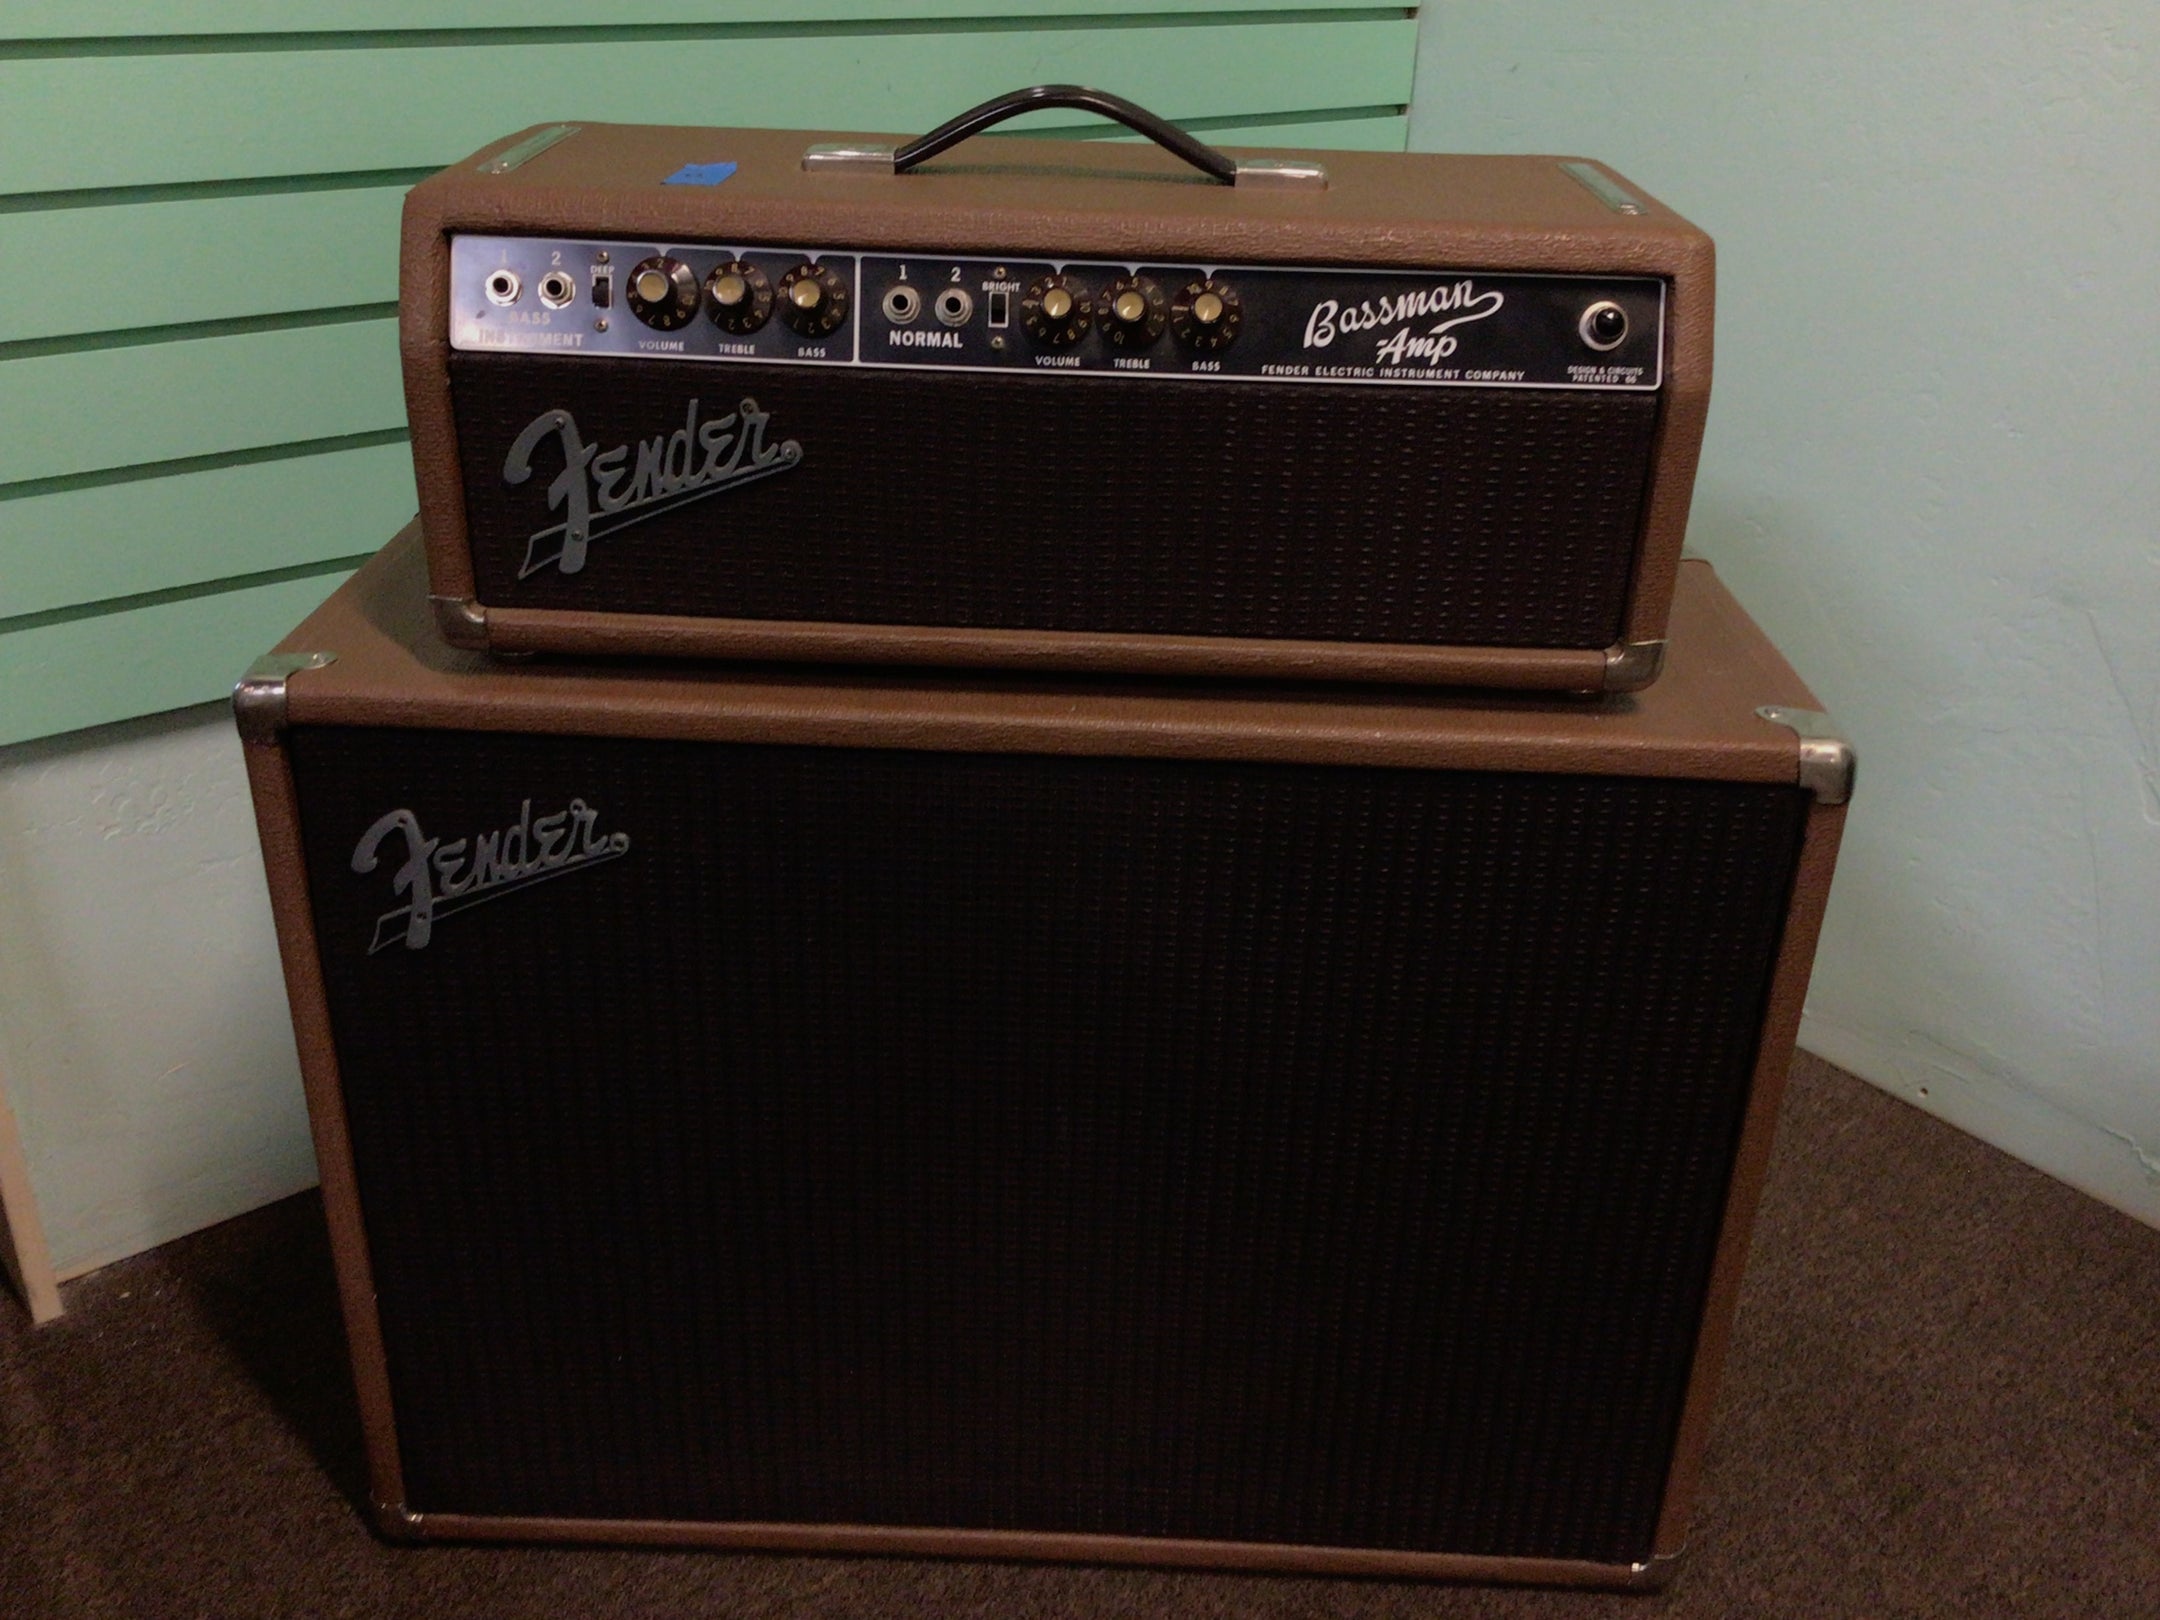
0;567;356;747
5;2;1402;39
0;441;411;619
0;318;402;486
0;20;1415;194
0;186;405;346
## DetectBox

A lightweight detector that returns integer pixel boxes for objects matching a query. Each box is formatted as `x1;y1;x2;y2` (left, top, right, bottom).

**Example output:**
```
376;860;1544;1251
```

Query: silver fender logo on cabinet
352;798;630;953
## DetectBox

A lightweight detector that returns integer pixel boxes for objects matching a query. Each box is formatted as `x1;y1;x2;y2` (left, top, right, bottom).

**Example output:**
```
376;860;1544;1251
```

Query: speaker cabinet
240;524;1847;1589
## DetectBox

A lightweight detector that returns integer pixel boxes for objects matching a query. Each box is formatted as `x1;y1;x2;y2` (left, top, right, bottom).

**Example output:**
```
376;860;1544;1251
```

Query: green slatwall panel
1;441;411;619
1;320;403;486
0;5;1416;746
0;571;382;744
0;187;411;346
0;26;1409;193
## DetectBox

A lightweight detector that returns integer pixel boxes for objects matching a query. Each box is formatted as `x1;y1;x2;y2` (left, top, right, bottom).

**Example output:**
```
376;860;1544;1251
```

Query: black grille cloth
290;728;1804;1563
451;356;1658;650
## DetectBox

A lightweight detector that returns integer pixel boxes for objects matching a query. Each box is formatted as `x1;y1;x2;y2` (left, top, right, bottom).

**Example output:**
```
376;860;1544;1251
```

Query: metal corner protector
802;142;898;174
430;594;490;651
1755;705;1857;805
233;652;336;743
371;1499;428;1543
1603;639;1667;692
1626;1546;1690;1591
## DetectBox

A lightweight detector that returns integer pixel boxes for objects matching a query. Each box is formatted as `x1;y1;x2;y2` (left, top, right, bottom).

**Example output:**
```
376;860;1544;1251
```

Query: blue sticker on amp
663;161;738;187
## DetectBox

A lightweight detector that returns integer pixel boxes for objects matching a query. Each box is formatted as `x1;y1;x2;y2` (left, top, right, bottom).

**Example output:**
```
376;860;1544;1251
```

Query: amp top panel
448;235;1666;391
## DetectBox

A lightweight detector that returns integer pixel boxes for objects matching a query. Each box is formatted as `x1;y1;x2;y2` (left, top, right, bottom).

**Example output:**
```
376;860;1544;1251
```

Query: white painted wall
1412;6;2160;1223
0;703;315;1278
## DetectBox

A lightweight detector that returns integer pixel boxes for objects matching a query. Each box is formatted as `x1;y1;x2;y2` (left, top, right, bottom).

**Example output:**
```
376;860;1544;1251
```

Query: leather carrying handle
894;85;1237;184
802;84;1326;190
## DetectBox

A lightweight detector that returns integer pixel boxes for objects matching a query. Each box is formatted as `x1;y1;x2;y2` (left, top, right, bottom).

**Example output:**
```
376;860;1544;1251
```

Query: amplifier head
400;109;1714;688
238;523;1847;1587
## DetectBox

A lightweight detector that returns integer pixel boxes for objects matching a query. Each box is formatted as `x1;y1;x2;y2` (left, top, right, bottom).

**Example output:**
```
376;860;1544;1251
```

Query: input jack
883;284;922;325
483;268;521;306
537;270;576;309
934;286;974;327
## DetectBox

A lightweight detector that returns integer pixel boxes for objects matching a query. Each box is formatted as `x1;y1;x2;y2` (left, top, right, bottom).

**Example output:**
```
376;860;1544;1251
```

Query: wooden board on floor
0;1072;63;1322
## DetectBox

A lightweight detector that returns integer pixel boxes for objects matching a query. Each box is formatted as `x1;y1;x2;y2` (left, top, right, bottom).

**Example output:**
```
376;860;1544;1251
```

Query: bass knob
777;261;850;338
1170;277;1242;353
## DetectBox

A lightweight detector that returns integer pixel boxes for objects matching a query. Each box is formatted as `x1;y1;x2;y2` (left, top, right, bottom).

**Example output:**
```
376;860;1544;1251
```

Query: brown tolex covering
402;124;1713;686
239;526;1842;1588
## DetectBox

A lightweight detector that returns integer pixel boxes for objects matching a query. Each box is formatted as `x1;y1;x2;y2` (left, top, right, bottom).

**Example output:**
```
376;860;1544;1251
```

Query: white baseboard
1801;1016;2160;1232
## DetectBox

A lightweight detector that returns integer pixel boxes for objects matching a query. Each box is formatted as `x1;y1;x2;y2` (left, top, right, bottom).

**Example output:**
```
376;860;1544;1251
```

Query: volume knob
625;255;700;330
1022;274;1093;347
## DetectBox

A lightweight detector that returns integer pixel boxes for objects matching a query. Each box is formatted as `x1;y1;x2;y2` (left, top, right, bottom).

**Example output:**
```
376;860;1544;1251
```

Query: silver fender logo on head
503;396;803;579
352;798;630;953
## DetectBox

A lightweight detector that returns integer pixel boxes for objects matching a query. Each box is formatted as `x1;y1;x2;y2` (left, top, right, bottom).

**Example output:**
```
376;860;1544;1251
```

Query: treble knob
625;255;700;330
777;260;849;338
706;260;774;334
1170;276;1242;352
1022;274;1093;347
1098;275;1167;349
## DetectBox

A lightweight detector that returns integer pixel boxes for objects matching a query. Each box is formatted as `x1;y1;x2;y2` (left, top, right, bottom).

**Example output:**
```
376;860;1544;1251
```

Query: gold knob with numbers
1022;273;1093;347
624;255;700;330
704;260;774;333
1098;275;1167;348
776;261;849;336
1170;276;1242;352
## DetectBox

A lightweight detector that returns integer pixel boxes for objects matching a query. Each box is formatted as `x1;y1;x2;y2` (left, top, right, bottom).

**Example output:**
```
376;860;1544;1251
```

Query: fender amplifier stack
242;92;1851;1591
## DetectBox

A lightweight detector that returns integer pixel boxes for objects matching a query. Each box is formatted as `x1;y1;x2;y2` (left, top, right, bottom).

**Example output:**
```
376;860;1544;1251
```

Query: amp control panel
450;236;1664;391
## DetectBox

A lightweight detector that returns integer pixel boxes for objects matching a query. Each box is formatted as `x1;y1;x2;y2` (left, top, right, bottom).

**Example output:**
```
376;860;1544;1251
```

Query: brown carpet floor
3;1052;2157;1618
